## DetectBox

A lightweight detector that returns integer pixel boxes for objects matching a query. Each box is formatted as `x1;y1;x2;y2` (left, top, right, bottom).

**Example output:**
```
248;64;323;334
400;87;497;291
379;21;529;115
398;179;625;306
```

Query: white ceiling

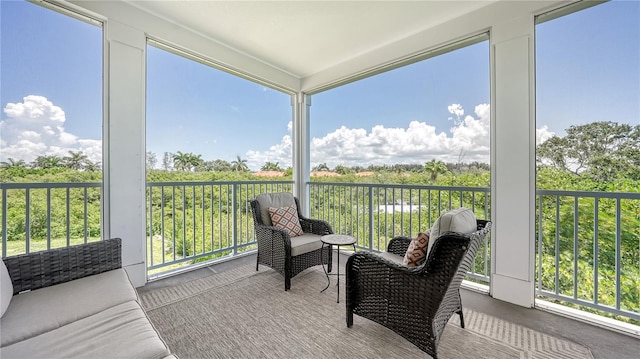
124;1;498;79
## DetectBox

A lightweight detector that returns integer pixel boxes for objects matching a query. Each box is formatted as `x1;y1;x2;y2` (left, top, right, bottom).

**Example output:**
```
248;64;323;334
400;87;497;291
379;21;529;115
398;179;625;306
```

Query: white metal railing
1;182;102;257
145;180;292;277
536;189;640;322
308;182;491;283
2;181;638;323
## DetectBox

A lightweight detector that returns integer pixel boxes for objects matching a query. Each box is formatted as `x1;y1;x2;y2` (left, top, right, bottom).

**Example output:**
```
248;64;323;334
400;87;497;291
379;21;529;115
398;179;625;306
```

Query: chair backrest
422;221;491;295
253;192;297;226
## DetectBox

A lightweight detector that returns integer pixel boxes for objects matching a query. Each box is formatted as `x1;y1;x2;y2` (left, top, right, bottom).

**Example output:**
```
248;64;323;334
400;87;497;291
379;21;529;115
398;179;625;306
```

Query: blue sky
1;0;638;171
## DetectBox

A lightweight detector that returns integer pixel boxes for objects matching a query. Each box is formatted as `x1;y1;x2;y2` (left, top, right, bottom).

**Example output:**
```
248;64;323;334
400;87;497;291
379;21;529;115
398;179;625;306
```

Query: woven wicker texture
250;195;333;291
346;220;491;359
2;238;122;294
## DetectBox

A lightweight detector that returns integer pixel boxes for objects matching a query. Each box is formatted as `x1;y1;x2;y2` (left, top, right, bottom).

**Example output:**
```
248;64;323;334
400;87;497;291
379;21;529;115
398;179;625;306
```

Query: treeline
4;121;636;186
1;150;101;172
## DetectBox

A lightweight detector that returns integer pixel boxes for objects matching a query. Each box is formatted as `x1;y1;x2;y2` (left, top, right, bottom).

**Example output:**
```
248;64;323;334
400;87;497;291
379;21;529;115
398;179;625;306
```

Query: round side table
320;234;357;303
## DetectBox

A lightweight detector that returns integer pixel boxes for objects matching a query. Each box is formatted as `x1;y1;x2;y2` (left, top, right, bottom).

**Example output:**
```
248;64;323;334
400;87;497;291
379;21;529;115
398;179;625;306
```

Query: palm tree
210;159;232;172
261;161;282;171
312;163;330;172
334;164;352;175
231;155;249;172
173;151;190;171
424;159;449;183
0;158;27;169
84;161;102;172
187;153;203;171
31;155;64;169
63;151;88;170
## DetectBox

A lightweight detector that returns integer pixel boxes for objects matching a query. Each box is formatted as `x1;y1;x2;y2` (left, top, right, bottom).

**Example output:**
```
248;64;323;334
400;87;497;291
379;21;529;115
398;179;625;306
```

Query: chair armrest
347;251;422;276
387;236;412;256
299;217;333;235
253;223;292;248
2;238;122;295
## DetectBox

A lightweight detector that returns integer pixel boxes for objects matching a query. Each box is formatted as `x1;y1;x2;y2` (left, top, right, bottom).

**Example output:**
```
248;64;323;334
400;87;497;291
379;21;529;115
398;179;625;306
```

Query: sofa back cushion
1;259;13;318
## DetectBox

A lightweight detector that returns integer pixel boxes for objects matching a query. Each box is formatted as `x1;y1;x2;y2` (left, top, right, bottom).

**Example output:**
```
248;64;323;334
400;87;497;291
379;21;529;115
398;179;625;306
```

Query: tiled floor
140;253;640;359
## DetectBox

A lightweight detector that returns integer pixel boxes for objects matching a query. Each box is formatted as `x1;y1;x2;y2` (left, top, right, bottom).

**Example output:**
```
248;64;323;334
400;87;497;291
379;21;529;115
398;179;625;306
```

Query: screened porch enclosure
1;0;639;342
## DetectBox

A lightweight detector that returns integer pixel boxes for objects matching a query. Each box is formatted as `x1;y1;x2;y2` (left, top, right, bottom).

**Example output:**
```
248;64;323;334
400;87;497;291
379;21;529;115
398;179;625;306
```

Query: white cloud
246;103;493;170
1;95;101;164
246;131;292;170
448;103;464;120
1;97;555;173
536;125;555;145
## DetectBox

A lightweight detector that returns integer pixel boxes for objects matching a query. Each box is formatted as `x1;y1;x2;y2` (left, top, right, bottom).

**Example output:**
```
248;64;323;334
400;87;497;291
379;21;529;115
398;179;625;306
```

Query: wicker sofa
0;238;175;359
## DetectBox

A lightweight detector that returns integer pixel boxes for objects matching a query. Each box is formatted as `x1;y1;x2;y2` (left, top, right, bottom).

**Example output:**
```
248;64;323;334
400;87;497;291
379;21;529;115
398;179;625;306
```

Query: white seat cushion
426;207;477;257
290;233;323;256
1;260;13;318
0;301;171;359
0;268;138;346
377;251;405;265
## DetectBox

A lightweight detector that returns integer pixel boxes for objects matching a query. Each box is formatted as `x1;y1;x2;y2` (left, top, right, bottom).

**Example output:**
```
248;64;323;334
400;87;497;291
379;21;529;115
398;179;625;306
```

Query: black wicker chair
250;192;333;291
346;220;491;359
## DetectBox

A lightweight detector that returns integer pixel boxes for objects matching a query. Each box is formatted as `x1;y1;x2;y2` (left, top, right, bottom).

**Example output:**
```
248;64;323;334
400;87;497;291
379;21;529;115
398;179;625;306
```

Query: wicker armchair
346;220;491;359
250;192;333;291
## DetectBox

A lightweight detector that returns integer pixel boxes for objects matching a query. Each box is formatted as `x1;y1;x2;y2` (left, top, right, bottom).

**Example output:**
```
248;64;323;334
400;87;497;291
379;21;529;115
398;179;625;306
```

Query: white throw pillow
1;260;13;317
426;207;477;257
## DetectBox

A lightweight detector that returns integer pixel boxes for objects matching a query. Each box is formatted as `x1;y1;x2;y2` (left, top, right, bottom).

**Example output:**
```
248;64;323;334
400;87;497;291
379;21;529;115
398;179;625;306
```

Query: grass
1;236;102;256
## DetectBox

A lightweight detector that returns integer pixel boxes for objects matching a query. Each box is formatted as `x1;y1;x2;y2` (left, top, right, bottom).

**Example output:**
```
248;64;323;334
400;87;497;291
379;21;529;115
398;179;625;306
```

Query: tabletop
321;234;357;246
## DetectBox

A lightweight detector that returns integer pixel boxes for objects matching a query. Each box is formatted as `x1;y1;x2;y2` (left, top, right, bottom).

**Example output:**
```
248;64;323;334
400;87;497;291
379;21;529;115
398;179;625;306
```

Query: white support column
490;15;536;307
292;93;311;216
104;20;147;287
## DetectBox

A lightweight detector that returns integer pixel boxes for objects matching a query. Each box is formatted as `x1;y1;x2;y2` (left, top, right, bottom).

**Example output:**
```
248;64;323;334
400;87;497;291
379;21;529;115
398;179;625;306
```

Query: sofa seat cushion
0;268;137;347
290;233;323;256
0;301;171;359
1;260;12;318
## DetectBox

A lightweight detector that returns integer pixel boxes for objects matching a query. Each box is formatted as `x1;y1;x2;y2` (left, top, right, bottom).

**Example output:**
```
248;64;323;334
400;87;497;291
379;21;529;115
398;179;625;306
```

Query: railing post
232;183;238;256
149;186;154;268
593;197;599;306
2;187;7;257
537;194;543;295
47;188;51;250
66;187;70;247
26;189;31;253
368;186;374;251
615;197;621;311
